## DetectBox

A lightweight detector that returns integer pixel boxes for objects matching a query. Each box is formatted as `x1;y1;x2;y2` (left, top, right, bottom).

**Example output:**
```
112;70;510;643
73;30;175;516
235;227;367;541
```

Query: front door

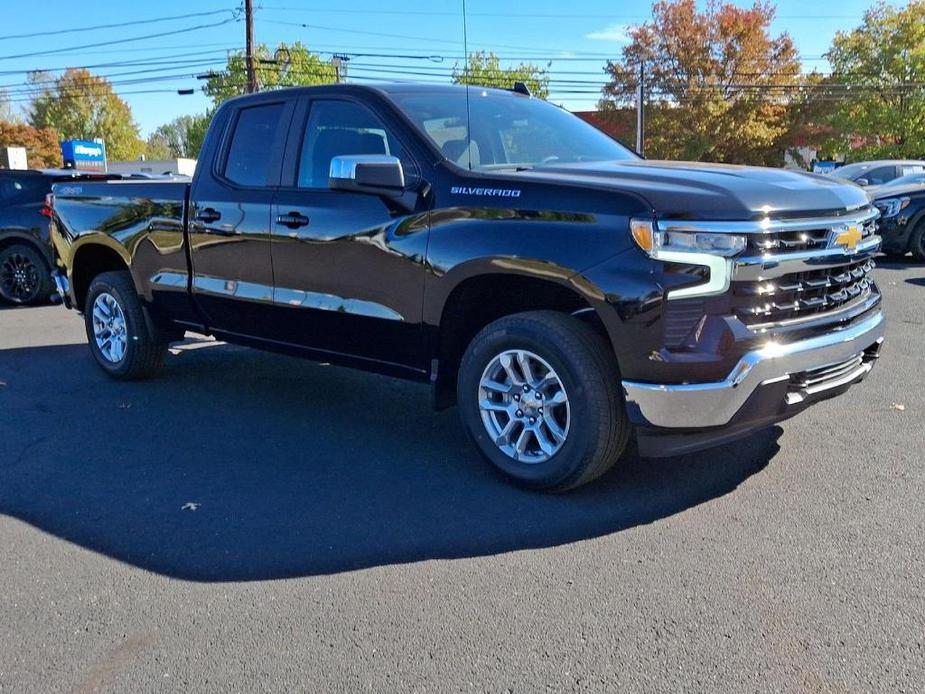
269;97;430;374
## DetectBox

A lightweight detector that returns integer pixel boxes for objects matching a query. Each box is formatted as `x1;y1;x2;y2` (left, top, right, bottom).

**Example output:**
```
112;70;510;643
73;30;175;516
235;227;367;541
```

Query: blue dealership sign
61;139;107;171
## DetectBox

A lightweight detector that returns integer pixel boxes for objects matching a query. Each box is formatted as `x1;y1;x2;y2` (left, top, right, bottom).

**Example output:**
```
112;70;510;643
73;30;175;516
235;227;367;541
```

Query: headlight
630;219;743;299
630;219;746;257
874;197;911;218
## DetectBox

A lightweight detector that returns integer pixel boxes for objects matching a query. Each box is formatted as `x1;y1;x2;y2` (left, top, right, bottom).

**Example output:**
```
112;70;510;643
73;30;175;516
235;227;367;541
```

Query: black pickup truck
49;84;885;491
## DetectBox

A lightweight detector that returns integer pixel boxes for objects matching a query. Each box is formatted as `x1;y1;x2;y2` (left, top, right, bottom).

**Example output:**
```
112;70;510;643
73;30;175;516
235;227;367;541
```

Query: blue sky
0;0;879;137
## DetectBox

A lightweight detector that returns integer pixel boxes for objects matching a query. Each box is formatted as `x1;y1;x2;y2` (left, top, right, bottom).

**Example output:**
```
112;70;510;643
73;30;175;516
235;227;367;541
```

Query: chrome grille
746;218;877;253
729;207;881;329
732;258;876;326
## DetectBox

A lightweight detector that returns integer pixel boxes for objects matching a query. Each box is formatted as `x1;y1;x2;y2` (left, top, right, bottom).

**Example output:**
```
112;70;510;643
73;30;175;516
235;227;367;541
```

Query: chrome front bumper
623;310;884;429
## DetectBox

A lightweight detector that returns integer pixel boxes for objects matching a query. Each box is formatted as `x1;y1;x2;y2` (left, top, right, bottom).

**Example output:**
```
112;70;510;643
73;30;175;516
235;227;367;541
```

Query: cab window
296;100;410;189
223;102;286;186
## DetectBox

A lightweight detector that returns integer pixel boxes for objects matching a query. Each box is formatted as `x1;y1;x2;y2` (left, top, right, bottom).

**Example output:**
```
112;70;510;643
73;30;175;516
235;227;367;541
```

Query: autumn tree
826;0;925;160
28;68;145;160
0;121;63;168
205;42;336;105
146;113;211;160
599;0;801;164
452;51;551;99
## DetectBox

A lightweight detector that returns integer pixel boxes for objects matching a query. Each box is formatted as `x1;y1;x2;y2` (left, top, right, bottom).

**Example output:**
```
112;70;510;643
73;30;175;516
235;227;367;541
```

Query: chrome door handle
276;212;310;229
194;208;221;223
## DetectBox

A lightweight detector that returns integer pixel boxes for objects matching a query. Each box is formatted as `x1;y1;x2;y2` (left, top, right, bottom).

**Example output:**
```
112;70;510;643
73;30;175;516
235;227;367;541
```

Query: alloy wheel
477;349;570;463
91;292;128;363
0;251;41;303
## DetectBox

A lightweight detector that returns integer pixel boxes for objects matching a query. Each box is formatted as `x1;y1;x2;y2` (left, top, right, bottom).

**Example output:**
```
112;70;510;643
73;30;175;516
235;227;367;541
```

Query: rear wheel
84;271;167;380
0;244;53;305
457;310;629;492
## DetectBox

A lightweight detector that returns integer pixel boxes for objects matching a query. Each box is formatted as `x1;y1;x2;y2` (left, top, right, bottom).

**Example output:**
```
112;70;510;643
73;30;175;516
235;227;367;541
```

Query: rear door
188;98;294;336
267;96;430;374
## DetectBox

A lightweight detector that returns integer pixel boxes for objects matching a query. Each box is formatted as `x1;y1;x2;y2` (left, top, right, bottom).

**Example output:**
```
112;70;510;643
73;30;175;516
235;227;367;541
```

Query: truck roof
220;81;530;105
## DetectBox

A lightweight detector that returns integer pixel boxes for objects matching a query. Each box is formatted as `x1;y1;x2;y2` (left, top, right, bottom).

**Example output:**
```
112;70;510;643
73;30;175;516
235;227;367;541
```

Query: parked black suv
0;169;117;304
870;176;925;259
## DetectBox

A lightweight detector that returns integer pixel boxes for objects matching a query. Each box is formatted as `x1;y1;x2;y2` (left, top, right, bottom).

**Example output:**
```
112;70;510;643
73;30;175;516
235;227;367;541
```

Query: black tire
910;220;925;262
84;271;167;380
0;243;54;305
457;310;630;492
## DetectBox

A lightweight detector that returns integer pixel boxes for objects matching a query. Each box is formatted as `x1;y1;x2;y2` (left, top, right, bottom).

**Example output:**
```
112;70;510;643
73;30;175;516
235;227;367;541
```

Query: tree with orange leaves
599;0;802;165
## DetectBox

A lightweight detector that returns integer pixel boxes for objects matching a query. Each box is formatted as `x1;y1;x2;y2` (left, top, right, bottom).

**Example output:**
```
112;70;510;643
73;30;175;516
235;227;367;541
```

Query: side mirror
855;178;869;187
329;155;405;197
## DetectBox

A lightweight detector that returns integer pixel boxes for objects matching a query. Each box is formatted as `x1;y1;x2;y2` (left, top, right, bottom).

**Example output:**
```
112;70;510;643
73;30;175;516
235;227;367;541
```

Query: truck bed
50;179;193;321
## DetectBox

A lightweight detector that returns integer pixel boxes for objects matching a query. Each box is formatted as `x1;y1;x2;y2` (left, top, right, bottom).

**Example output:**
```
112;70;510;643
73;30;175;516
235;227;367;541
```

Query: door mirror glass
329;155;405;196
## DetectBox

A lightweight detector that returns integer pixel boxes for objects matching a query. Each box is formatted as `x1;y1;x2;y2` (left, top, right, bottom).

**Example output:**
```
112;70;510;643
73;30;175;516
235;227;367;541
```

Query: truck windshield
389;90;638;171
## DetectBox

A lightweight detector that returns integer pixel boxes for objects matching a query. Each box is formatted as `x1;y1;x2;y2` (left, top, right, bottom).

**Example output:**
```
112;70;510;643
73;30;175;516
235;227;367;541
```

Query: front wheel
457;311;630;492
84;271;167;380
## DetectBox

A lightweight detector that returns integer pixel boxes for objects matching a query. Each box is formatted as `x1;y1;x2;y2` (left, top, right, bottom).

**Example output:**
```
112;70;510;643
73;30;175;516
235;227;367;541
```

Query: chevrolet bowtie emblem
830;224;862;251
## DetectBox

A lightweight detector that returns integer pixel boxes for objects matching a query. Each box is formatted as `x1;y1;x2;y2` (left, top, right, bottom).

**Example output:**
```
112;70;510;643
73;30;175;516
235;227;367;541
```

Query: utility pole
635;60;645;156
331;54;350;83
245;0;257;94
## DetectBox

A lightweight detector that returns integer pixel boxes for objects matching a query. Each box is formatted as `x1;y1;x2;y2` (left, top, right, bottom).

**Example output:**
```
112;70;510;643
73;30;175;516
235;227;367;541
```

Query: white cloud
585;23;632;42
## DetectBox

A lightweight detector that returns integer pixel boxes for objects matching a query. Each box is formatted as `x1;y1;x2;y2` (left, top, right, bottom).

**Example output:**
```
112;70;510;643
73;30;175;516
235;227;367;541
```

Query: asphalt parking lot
1;259;923;693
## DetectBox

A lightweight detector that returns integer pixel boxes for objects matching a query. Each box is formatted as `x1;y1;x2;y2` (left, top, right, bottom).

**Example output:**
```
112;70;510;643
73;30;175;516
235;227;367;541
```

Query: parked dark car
48;84;884;491
870;176;925;259
0;169;118;304
834;159;925;187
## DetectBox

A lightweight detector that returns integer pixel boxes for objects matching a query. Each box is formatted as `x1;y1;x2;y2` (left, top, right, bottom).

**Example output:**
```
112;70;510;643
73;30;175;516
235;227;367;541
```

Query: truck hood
516;159;870;220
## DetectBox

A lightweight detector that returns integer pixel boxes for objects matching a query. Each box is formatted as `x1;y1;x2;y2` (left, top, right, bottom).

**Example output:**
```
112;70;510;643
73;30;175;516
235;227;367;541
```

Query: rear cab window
223;102;287;186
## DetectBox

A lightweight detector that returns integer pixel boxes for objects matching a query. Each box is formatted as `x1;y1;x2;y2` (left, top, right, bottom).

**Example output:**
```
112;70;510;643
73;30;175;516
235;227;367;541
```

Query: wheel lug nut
516;410;523;418
513;394;520;401
523;384;530;392
538;408;543;414
529;417;536;424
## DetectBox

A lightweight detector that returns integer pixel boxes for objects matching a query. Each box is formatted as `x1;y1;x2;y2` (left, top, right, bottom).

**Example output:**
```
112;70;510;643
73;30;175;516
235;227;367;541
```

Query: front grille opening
732;258;876;327
785;343;880;402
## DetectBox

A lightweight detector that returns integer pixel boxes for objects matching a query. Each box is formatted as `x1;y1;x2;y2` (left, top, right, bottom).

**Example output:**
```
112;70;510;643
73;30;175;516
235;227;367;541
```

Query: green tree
0;121;63;168
599;0;801;164
28;68;144;161
205;42;337;106
146;113;211;159
452;51;550;99
826;0;925;160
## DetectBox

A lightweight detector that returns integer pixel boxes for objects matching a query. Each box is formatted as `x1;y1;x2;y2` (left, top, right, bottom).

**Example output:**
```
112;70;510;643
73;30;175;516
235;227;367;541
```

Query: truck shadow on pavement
0;339;780;582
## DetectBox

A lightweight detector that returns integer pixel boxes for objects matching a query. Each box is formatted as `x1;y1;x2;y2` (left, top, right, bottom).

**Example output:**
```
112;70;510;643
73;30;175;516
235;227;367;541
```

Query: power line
0;18;239;62
260;6;861;20
0;49;243;76
0;9;233;42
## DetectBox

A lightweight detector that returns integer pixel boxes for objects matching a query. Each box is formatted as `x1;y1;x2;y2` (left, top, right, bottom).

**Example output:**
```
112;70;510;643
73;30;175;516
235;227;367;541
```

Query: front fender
422;207;640;327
